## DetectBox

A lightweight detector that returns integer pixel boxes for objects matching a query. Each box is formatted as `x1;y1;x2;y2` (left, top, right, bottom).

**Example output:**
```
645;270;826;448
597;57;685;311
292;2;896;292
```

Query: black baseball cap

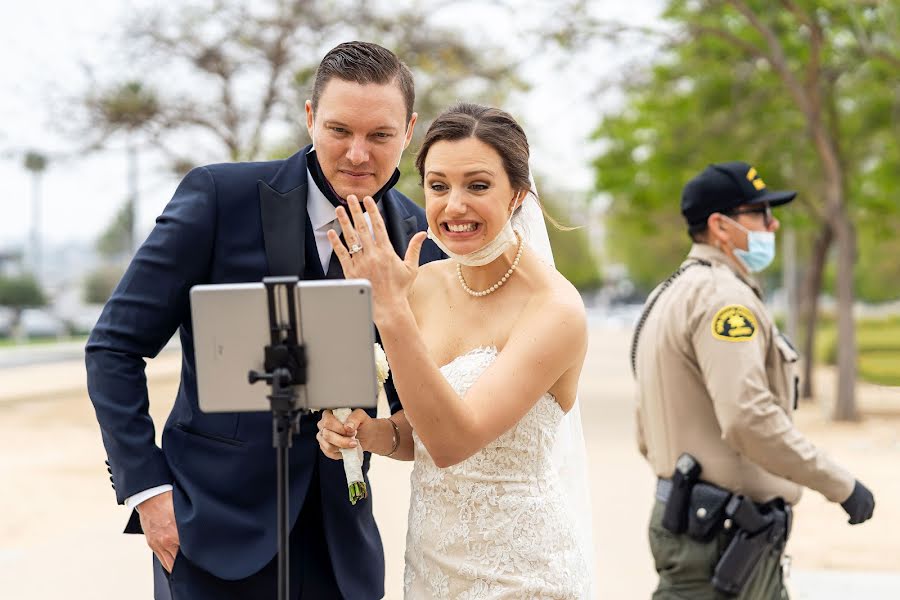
681;161;796;226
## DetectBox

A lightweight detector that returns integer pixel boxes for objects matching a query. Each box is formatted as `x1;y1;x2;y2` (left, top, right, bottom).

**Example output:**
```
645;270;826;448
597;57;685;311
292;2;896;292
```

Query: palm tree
87;81;161;253
23;151;48;282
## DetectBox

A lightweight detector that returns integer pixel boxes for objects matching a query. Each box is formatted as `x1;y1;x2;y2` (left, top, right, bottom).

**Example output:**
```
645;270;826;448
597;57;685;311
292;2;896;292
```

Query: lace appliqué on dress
403;347;589;599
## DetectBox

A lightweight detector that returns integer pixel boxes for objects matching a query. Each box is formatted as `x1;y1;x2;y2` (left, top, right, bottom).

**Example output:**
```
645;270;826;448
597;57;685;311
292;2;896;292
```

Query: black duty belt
657;478;791;529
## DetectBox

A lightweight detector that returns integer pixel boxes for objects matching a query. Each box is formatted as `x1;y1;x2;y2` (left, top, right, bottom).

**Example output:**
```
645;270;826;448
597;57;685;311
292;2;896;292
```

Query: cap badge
746;167;766;191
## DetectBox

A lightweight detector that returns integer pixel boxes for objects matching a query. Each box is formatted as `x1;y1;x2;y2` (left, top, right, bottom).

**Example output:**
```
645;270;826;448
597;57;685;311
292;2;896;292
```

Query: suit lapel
258;149;311;277
381;191;419;259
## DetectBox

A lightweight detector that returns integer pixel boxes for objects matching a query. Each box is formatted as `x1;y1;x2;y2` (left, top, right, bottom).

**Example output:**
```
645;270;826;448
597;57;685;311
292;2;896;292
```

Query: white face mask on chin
427;194;520;267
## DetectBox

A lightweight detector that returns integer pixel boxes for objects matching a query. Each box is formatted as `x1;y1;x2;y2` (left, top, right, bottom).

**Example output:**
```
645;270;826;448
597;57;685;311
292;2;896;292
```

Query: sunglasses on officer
724;204;773;228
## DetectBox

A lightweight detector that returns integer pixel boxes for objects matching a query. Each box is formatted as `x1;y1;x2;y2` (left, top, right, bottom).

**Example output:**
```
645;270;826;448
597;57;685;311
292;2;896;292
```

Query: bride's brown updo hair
415;103;531;195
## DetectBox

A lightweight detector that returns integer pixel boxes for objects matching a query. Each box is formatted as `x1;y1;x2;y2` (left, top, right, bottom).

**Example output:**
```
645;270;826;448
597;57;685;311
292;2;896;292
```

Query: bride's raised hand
328;195;426;323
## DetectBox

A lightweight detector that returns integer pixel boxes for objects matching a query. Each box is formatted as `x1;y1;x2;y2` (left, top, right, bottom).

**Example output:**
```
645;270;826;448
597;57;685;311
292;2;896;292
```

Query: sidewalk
0;326;898;598
0;342;181;406
0;339;90;369
790;570;900;599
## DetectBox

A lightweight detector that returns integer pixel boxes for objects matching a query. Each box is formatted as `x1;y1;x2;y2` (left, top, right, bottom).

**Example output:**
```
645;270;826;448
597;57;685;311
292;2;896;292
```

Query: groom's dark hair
312;41;415;123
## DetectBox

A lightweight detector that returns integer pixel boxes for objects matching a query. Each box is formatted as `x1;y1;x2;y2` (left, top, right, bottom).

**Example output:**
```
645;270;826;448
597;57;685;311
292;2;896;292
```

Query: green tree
0;274;47;342
96;200;135;260
555;0;899;419
83;266;126;305
537;180;603;291
547;216;603;291
89;196;135;306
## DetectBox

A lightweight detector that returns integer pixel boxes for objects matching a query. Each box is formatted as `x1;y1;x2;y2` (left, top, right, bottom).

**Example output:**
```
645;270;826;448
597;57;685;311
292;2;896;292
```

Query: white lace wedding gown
403;347;589;599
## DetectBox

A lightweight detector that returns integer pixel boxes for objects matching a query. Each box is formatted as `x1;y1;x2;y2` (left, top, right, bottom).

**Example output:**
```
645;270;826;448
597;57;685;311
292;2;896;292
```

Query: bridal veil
513;173;597;598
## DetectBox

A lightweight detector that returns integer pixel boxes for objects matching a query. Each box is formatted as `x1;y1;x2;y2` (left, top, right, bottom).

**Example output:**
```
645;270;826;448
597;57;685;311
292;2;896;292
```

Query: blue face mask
726;217;776;272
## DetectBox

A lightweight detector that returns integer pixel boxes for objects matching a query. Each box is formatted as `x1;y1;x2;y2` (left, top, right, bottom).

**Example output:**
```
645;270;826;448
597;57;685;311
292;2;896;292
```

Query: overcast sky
0;0;663;250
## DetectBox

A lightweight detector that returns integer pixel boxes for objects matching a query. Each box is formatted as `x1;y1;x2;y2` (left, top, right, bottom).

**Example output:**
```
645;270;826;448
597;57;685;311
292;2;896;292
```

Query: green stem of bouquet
349;481;368;505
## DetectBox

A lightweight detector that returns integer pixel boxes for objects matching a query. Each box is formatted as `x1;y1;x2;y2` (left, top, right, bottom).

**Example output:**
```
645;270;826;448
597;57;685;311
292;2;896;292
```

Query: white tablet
189;279;378;413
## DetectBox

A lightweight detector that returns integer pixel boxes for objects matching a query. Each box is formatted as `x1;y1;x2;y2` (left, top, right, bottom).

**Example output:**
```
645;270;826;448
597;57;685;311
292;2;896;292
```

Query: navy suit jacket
85;147;442;596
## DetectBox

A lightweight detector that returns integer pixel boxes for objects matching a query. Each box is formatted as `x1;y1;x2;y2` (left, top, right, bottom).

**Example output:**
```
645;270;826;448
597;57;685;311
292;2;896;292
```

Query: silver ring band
348;243;363;254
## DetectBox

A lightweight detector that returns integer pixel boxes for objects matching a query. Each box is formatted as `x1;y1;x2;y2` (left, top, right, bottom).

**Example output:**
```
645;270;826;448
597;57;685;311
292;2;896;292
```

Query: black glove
840;480;875;525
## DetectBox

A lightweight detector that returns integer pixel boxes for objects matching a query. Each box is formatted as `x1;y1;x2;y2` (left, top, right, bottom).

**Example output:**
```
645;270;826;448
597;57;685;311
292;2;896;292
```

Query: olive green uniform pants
648;500;789;600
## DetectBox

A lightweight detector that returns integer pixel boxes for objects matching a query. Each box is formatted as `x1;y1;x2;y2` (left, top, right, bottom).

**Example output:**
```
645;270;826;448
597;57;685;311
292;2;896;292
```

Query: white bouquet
333;343;390;505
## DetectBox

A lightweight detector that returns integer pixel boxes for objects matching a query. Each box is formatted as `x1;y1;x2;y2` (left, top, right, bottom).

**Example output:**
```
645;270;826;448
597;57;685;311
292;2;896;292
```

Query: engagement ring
349;243;363;254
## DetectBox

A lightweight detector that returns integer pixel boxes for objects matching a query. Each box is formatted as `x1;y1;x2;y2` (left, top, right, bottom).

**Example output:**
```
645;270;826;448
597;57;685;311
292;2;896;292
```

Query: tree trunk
800;222;832;399
832;207;858;421
805;87;855;420
11;309;26;344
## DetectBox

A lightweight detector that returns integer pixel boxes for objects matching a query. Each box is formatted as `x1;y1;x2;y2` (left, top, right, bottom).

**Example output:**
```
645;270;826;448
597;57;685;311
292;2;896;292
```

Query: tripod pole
275;405;291;600
269;369;297;600
248;277;307;600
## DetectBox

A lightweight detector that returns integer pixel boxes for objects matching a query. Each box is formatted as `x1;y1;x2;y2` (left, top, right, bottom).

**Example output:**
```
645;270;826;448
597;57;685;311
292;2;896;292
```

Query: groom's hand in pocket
317;409;371;460
138;491;180;573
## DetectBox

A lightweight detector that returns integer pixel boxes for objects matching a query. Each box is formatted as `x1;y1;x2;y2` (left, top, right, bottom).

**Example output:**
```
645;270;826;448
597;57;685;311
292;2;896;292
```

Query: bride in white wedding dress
318;103;593;599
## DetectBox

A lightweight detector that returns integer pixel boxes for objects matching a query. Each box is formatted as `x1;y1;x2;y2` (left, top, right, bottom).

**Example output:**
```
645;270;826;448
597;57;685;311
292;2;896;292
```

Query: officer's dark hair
688;222;708;242
311;41;415;124
416;102;531;194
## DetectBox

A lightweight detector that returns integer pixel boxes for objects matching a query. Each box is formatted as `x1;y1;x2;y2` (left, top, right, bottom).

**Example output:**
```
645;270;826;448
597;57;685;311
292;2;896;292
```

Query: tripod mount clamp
247;276;311;441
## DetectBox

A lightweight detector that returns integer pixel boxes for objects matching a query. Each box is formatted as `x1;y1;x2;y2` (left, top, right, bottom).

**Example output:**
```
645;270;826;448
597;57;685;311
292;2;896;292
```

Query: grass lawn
0;336;88;349
815;315;900;387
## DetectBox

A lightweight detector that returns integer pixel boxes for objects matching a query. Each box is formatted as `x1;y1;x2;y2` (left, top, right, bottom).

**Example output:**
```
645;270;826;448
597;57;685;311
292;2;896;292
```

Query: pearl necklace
457;232;523;297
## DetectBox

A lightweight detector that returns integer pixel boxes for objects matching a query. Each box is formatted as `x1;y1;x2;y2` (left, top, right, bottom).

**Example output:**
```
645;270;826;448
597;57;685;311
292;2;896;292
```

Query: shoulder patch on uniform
711;305;758;341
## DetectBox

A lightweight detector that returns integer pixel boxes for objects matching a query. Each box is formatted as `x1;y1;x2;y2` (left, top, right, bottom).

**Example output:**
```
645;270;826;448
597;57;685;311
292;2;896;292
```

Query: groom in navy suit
86;41;442;599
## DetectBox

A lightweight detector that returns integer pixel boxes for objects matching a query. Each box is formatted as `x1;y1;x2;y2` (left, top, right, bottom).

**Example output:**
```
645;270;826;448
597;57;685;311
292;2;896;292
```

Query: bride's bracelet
385;416;401;457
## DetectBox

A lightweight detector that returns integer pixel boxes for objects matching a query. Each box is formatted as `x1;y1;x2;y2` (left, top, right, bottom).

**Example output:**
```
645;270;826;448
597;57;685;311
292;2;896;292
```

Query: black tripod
248;276;308;600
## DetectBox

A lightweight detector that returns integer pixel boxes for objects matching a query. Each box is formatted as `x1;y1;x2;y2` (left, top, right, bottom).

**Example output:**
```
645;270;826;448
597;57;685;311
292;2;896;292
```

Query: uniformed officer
633;161;875;599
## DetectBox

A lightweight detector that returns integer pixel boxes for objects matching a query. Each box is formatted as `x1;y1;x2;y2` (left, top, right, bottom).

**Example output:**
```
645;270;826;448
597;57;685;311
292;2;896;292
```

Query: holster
711;495;789;597
711;527;771;596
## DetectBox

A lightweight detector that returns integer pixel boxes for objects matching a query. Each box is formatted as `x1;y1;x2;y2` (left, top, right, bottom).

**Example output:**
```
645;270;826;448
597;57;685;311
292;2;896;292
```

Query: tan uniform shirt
635;243;854;505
